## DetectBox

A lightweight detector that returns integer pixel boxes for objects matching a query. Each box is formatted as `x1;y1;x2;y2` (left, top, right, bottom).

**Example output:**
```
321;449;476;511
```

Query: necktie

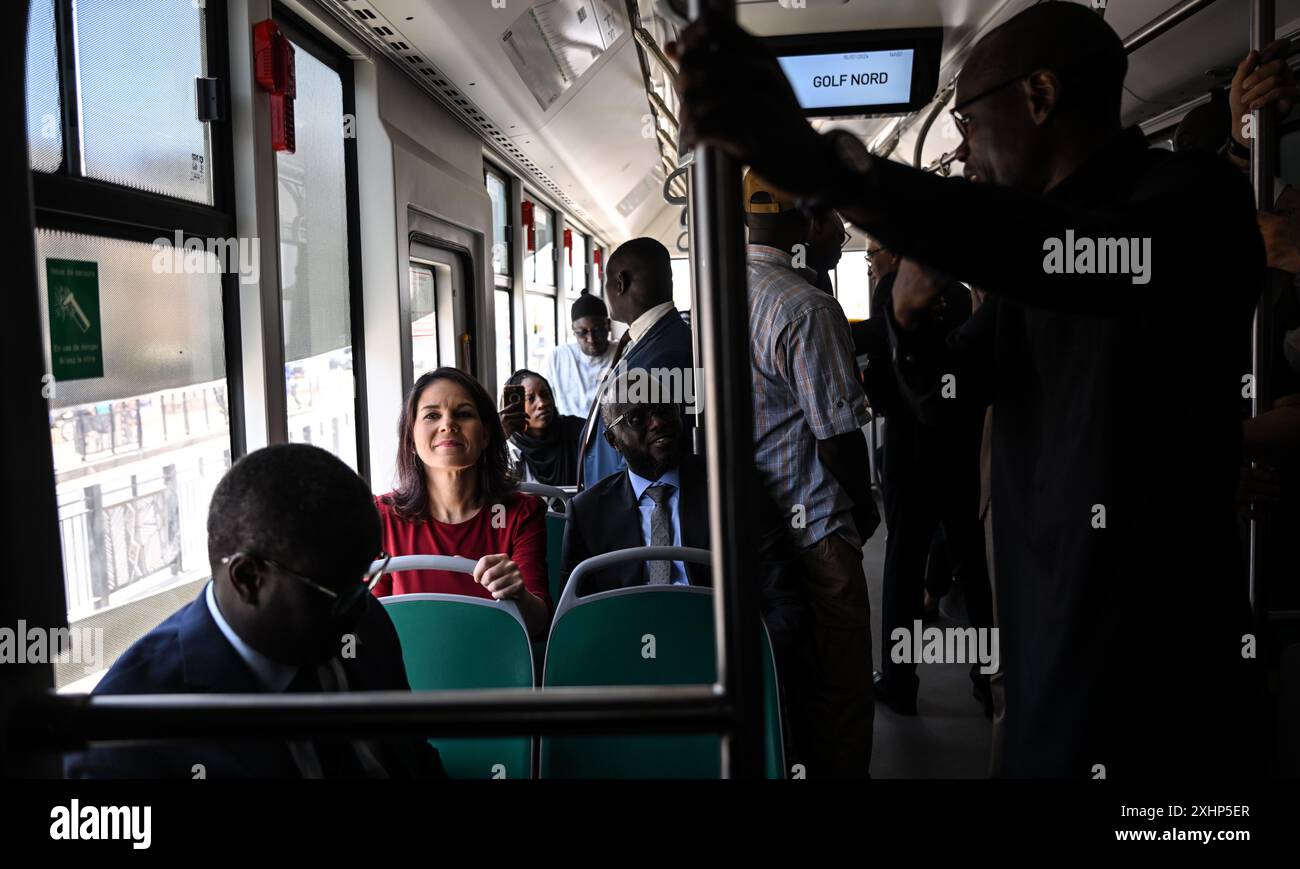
286;659;390;779
577;331;634;487
644;484;675;585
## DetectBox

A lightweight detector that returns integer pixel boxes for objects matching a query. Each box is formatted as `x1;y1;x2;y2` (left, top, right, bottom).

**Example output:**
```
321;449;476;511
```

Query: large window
30;0;237;692
39;231;231;691
276;39;360;471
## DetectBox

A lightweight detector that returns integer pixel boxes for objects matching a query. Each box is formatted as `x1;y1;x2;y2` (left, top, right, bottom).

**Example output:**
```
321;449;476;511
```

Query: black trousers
879;431;992;697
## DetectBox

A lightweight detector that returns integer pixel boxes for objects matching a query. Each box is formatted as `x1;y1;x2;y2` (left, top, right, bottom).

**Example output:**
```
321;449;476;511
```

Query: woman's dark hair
387;367;514;522
505;368;549;390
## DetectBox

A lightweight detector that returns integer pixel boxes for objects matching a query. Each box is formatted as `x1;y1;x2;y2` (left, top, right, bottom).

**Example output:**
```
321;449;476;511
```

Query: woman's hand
498;405;527;437
474;553;525;600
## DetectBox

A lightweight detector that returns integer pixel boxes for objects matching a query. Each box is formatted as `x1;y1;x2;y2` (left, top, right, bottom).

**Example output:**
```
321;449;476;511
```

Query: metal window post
687;0;764;779
1250;0;1280;619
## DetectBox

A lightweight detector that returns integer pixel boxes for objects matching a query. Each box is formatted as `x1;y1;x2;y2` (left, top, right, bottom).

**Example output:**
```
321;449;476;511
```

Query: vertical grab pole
1249;0;1277;618
686;0;765;778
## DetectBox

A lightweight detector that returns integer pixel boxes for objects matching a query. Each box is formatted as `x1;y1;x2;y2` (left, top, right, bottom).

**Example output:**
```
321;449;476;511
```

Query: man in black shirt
672;3;1265;776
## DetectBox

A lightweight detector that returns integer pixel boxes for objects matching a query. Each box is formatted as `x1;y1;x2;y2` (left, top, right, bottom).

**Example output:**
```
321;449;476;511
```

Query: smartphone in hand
502;384;526;433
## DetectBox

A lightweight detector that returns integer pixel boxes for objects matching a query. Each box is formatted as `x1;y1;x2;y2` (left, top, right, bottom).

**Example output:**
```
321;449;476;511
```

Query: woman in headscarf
500;370;585;487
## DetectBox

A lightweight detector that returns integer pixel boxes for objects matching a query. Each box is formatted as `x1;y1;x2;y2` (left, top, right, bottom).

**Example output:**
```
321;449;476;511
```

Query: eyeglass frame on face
607;403;678;433
948;72;1030;138
220;553;371;620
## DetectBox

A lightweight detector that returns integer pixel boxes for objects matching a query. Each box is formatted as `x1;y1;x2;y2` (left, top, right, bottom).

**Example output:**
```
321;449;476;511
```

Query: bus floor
863;495;995;779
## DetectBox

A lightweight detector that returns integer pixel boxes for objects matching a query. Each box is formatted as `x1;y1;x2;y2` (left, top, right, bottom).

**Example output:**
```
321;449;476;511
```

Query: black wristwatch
1223;135;1251;161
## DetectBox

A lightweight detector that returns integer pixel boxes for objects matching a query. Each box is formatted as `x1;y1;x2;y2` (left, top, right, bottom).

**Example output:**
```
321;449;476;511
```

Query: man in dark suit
65;444;446;779
578;237;696;488
565;374;708;595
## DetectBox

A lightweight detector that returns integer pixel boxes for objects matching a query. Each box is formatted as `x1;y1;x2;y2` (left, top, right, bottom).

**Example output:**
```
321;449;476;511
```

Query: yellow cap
743;169;799;214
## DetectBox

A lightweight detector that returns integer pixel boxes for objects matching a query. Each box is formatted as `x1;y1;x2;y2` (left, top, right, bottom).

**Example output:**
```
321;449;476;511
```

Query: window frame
32;0;245;457
272;6;370;482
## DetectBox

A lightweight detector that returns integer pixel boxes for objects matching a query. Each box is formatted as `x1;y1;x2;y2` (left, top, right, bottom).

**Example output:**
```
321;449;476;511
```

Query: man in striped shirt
744;170;878;778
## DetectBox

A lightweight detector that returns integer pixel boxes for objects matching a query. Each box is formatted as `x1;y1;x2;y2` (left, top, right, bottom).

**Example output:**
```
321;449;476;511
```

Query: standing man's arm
782;304;876;541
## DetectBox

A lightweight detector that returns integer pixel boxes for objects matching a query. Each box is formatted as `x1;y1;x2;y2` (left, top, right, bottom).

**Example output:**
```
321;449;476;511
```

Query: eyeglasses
865;247;884;258
221;554;371;621
608;404;677;432
948;73;1030;137
573;327;609;339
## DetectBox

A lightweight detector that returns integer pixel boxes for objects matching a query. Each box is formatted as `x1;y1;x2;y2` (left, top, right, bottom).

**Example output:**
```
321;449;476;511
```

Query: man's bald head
961;3;1127;124
952;3;1126;193
604;237;675;324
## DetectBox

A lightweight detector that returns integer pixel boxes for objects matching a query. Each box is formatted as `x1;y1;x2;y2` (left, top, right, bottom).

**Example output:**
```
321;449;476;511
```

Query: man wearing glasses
672;2;1264;777
66;444;446;779
543;292;619;418
563;373;708;595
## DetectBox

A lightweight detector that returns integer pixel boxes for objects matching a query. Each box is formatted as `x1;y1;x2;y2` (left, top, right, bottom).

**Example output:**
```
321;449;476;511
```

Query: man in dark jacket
65;444;446;779
578;238;696;487
673;2;1265;777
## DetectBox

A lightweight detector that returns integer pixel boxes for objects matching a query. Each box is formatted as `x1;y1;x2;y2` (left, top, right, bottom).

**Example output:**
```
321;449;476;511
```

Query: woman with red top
373;367;551;638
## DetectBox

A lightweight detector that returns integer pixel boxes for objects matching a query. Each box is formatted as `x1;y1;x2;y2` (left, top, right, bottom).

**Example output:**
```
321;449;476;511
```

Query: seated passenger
542;293;618;418
500;369;585;486
64;443;446;779
374;367;551;638
562;374;708;595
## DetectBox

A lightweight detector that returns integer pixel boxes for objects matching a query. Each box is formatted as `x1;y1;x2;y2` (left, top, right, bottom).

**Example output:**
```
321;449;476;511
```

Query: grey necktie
644;484;675;585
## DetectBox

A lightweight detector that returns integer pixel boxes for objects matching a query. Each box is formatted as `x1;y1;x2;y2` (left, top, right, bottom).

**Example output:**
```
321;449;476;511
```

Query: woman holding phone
374;367;551;638
500;369;585;487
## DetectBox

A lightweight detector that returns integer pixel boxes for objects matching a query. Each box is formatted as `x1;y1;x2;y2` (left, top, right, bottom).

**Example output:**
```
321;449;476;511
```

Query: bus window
525;198;556;288
670;257;692;312
835;251;871;321
410;264;439;377
486;168;514;394
26;0;61;173
276;41;359;472
38;230;230;693
487;170;511;277
495;288;513;397
572;233;588;295
75;0;213;204
526;292;557;375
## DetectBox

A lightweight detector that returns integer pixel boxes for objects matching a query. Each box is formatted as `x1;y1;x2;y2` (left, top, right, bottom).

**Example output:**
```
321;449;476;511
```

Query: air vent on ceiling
319;0;601;234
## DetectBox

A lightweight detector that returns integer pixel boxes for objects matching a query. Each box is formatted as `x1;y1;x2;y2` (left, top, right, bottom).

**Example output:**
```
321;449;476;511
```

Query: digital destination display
777;49;916;111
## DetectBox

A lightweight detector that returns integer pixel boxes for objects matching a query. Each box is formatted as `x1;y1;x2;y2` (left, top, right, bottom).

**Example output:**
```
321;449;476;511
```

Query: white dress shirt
543;341;618;417
626;301;678;346
205;582;298;692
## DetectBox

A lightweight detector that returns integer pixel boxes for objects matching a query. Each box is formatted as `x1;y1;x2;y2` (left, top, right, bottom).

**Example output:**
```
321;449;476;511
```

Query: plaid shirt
747;244;871;549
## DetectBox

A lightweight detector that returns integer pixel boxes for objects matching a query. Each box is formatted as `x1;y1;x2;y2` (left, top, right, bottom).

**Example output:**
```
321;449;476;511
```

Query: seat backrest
544;511;567;608
373;556;534;779
540;547;785;778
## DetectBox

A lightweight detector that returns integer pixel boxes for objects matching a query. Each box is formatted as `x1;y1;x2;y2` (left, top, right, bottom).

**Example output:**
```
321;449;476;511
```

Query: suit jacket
64;590;446;779
563;455;711;596
580;308;696;488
